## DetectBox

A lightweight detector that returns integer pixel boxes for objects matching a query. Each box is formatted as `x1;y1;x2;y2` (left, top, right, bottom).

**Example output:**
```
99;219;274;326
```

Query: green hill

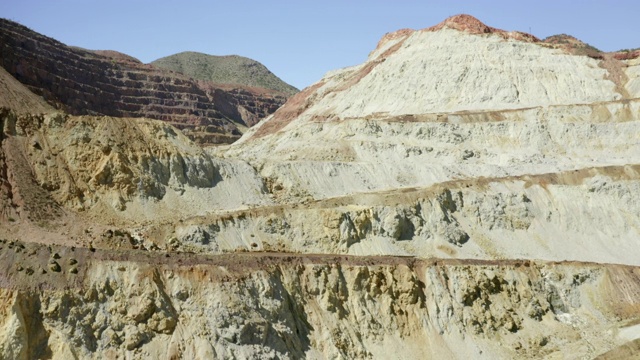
151;52;298;95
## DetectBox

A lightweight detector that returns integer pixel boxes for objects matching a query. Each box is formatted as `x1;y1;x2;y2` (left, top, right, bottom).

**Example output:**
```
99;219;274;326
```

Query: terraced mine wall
0;19;286;144
3;14;640;359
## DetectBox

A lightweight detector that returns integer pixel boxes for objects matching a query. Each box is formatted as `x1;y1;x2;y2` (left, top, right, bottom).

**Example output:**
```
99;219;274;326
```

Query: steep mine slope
0;67;54;115
152;52;298;96
240;14;626;136
2;14;639;263
0;109;271;229
203;14;640;264
0;71;55;222
0;19;290;144
1;14;640;359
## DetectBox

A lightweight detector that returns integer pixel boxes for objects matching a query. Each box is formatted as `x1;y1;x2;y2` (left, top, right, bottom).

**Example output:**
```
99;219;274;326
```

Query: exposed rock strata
0;19;288;144
1;14;640;359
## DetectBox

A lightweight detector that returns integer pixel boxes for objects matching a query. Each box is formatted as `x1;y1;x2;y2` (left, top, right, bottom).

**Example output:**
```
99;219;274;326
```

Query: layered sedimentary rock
0;19;290;144
1;14;640;359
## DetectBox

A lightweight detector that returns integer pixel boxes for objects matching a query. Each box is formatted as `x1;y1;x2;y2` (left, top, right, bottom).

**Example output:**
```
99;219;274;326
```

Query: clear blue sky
2;1;639;90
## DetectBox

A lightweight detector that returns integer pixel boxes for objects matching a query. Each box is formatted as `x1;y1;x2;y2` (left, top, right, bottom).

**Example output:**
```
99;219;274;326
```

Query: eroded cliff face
0;19;288;145
1;14;640;359
0;109;272;225
0;239;639;359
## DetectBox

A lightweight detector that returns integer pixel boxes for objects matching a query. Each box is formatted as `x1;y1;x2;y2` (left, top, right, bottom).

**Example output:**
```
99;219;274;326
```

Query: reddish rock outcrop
612;49;640;61
0;19;288;145
426;14;540;43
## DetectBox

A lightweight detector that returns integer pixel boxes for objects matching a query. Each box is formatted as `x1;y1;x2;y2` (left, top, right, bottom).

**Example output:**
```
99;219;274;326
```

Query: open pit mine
1;14;640;359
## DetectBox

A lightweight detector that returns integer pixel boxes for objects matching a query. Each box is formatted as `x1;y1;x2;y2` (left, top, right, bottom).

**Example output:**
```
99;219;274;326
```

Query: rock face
1;239;640;359
0;19;290;144
207;15;640;265
248;17;623;137
1;14;640;359
0;66;53;115
0;109;270;223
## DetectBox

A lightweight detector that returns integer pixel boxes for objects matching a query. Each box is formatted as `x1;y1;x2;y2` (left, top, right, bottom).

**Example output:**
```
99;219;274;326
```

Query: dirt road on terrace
1;237;636;292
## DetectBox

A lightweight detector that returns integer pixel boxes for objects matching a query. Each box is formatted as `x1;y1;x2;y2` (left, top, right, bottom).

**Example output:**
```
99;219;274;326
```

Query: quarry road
2;237;636;278
91;248;632;269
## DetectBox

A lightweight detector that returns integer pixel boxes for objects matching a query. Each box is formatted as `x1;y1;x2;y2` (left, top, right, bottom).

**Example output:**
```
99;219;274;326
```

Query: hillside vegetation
151;52;298;95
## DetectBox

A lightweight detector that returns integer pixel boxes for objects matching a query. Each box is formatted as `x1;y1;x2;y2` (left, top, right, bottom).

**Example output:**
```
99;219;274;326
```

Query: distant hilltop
152;52;298;96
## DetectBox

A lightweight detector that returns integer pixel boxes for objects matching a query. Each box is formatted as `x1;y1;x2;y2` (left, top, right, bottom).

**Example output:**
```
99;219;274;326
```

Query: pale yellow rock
626;62;640;97
0;259;632;359
0;294;28;360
